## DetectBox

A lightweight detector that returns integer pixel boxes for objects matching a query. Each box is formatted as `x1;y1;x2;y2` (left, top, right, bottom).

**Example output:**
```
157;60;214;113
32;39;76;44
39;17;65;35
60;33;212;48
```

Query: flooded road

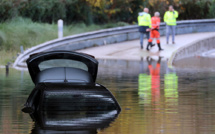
1;57;215;134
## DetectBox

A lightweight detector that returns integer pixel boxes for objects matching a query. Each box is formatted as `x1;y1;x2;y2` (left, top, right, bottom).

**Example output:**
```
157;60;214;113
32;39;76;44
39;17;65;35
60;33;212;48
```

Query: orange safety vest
151;16;160;29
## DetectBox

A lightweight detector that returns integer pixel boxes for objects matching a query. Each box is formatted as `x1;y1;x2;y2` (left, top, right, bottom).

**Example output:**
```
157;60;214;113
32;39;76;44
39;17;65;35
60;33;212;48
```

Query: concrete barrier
14;19;215;69
170;35;215;66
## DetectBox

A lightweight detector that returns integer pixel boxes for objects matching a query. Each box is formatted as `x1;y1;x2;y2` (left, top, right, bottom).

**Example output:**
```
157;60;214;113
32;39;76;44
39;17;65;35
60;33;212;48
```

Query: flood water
1;57;215;134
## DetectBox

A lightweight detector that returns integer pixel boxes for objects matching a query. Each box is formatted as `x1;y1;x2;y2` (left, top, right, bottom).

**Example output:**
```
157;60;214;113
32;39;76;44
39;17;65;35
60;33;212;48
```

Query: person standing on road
164;5;178;44
147;12;163;51
138;8;152;49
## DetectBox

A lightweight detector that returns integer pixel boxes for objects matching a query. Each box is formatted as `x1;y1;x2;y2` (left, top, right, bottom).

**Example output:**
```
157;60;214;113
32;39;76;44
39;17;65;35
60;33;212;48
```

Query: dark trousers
140;32;150;47
139;26;150;47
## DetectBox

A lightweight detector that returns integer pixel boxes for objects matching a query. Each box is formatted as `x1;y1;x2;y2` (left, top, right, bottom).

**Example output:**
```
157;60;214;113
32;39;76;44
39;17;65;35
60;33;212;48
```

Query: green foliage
0;17;57;50
20;0;67;23
0;0;17;21
0;17;130;50
0;31;6;46
208;1;215;18
0;0;214;24
0;17;129;64
0;0;144;24
179;1;211;20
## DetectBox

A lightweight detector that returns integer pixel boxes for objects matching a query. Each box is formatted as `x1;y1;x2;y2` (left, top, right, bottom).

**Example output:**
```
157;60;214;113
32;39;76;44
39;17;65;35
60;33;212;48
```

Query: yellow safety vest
164;73;178;103
164;11;178;26
138;73;152;105
138;13;152;28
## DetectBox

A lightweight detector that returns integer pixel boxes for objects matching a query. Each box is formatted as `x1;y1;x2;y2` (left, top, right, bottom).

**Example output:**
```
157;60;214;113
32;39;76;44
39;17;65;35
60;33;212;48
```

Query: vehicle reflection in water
29;88;120;134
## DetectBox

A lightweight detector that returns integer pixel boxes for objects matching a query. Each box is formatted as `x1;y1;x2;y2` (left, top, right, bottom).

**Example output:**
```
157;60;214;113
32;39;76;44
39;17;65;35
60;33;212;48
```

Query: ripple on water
1;58;215;134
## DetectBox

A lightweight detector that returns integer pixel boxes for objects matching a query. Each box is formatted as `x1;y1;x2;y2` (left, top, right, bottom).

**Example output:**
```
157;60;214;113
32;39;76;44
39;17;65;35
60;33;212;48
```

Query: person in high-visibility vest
147;12;163;51
164;5;179;44
138;8;153;50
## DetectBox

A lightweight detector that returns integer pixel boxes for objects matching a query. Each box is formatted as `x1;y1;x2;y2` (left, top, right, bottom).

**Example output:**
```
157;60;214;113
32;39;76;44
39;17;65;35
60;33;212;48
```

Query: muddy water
1;57;215;134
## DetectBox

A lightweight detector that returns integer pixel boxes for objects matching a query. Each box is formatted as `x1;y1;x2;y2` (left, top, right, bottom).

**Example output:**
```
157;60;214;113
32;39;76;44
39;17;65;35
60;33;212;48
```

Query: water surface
1;57;215;134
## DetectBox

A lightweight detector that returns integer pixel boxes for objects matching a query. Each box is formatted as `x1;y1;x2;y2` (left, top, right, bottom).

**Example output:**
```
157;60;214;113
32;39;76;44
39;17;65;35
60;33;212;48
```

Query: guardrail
13;19;215;69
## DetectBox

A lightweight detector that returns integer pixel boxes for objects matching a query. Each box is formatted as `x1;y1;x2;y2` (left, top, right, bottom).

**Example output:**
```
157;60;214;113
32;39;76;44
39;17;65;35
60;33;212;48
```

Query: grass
0;17;129;65
0;50;17;65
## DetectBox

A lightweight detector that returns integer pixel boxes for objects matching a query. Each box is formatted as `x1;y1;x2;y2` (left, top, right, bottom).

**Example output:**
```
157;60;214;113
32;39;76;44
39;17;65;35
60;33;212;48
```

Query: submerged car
30;98;119;133
22;51;121;114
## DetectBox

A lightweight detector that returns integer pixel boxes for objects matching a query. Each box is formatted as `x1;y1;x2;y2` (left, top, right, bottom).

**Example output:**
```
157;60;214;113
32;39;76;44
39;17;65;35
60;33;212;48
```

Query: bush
179;1;211;20
0;0;17;21
208;0;215;18
0;0;214;24
20;0;67;23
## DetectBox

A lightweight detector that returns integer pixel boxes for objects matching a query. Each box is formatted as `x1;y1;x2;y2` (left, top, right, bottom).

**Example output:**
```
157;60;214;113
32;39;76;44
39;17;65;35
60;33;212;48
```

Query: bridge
78;32;215;63
13;19;215;70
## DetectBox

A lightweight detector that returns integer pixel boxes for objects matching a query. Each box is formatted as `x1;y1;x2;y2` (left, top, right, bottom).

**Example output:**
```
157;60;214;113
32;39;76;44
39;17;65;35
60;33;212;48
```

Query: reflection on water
164;68;178;104
138;57;163;105
97;57;215;134
23;83;120;133
30;106;119;134
1;57;215;133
